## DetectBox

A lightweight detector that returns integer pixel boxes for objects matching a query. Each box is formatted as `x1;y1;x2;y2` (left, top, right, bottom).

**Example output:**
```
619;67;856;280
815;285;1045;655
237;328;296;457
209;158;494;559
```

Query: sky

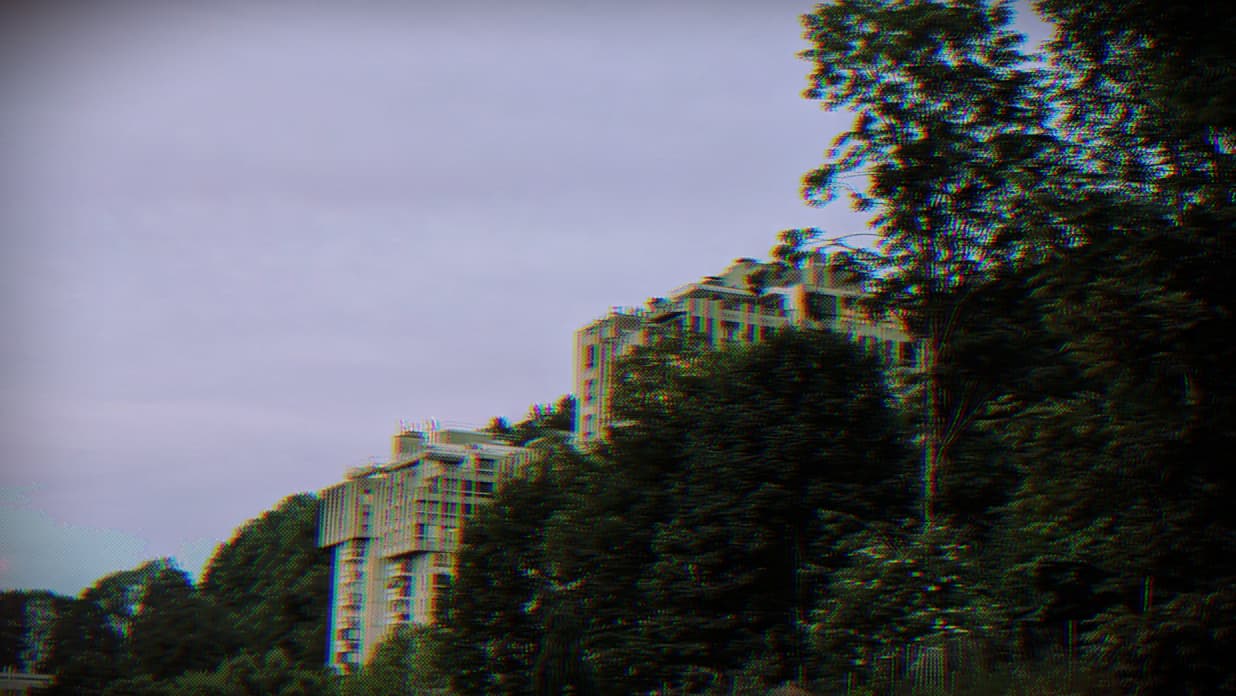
0;0;1051;596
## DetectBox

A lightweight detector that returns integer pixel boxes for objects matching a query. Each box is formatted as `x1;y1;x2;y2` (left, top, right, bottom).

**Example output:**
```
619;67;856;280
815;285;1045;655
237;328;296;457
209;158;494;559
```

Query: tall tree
992;1;1236;691
633;329;915;689
199;493;331;667
791;0;1060;527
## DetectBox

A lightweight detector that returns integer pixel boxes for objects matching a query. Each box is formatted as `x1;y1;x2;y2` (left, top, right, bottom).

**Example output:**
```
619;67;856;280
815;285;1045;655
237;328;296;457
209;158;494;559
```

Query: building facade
317;425;530;672
574;252;915;442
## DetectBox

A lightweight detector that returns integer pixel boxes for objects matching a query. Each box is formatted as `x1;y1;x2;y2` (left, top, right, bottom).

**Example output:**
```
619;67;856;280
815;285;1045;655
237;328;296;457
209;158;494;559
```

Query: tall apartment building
317;425;530;672
574;252;914;442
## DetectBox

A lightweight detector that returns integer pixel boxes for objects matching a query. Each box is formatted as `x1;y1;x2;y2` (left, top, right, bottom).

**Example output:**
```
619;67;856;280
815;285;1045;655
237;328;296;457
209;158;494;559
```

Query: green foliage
532;597;599;696
100;674;169;696
447;330;916;695
1084;584;1236;694
128;565;234;680
439;445;577;695
791;0;1235;690
792;0;1061;528
84;558;172;640
486;394;576;446
0;591;25;670
638;329;915;687
990;7;1236;690
340;625;451;696
200;493;331;667
110;649;339;696
26;495;333;693
811;523;1003;687
215;649;337;696
37;594;127;695
20;591;57;672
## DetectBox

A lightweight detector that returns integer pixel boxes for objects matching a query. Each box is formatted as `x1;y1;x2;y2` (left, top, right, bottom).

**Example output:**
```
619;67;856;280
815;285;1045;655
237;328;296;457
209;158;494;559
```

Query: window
584;344;596;369
691;316;702;333
585;379;595;403
746;324;756;342
475;481;494;495
477;459;496;474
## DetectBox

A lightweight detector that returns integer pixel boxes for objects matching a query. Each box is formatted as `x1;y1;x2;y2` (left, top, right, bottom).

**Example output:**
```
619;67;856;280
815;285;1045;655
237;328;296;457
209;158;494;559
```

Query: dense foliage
200;493;331;666
13;494;335;695
442;329;915;694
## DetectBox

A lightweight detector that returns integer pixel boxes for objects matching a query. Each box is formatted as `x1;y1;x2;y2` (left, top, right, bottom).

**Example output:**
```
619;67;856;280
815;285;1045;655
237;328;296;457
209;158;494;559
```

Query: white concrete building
574;252;915;443
317;425;530;672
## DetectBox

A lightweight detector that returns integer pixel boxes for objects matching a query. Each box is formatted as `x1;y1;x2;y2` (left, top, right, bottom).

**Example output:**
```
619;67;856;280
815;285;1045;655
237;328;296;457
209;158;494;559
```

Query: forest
2;0;1232;693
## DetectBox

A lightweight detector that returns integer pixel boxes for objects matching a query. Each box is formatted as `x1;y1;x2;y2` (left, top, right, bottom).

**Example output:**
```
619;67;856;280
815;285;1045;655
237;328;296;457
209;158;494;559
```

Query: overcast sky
0;1;1050;596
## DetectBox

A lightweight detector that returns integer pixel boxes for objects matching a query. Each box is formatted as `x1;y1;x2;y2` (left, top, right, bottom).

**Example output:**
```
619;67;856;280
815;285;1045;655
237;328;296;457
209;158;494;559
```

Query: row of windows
412;502;477;518
416;481;491;501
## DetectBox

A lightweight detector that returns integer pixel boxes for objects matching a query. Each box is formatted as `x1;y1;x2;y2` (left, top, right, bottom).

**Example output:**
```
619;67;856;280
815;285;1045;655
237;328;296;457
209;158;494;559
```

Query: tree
20;591;57;672
0;591;25;670
790;0;1060;527
199;493;331;667
532;596;599;696
215;649;336;696
631;329;915;689
81;559;171;641
982;2;1236;691
550;329;717;694
811;522;1004;693
439;447;575;695
340;625;450;696
128;565;234;680
38;593;127;695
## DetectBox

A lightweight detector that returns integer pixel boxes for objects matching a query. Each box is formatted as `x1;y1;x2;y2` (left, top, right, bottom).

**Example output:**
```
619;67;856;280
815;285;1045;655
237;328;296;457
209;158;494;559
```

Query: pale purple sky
1;1;1050;595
